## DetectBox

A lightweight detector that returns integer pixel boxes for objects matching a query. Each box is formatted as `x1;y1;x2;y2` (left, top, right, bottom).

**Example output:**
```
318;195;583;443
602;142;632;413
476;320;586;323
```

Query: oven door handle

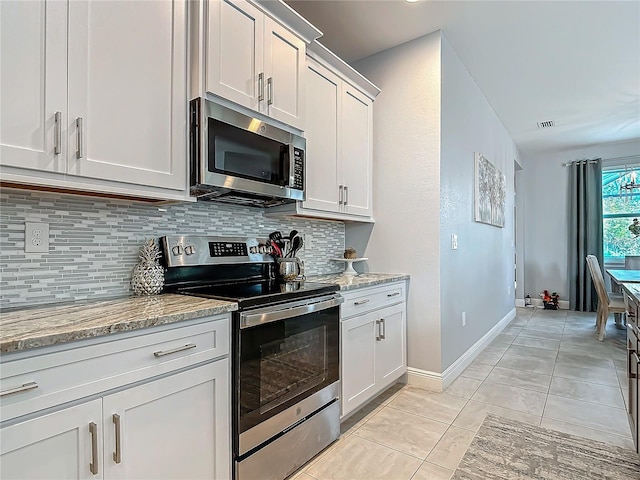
240;295;344;328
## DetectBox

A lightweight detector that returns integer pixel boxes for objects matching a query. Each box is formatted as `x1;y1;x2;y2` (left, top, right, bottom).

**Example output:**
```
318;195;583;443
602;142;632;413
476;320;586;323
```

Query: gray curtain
568;158;603;311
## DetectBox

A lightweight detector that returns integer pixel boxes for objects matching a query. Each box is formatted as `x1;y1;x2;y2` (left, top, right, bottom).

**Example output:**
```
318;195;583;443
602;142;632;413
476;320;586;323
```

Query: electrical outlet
451;234;458;250
25;222;49;253
462;311;466;327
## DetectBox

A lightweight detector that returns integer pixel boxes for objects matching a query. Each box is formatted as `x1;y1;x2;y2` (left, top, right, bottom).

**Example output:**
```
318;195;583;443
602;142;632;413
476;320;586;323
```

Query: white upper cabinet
67;0;187;191
302;59;341;213
340;84;373;217
0;0;67;172
206;0;264;111
203;0;318;131
0;0;189;201
269;43;379;222
262;18;305;128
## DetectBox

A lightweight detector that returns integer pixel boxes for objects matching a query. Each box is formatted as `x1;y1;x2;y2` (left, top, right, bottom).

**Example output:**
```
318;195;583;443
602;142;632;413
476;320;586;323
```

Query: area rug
452;414;640;479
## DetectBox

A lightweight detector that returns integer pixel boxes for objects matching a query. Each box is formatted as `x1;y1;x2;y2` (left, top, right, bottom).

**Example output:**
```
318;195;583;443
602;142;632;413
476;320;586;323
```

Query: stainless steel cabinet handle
344;185;349;205
267;77;273;105
54;111;62;155
75;117;83;159
354;299;370;305
387;292;400;298
258;73;264;102
338;185;344;205
113;414;122;464
380;318;386;339
375;320;381;341
0;381;38;398
89;422;99;475
153;343;196;358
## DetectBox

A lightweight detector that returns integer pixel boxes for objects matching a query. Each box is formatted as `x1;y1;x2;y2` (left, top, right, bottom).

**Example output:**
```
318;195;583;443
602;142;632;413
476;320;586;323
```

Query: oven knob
171;245;183;256
184;245;195;255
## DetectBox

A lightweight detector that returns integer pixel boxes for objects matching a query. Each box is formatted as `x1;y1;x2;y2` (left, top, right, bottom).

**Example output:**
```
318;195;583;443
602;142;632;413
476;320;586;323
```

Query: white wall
521;139;640;301
439;36;519;370
349;31;443;373
348;31;518;375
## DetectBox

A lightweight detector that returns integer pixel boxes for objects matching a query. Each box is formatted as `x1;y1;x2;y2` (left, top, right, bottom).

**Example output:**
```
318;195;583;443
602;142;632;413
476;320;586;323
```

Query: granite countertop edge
308;273;410;291
0;295;238;355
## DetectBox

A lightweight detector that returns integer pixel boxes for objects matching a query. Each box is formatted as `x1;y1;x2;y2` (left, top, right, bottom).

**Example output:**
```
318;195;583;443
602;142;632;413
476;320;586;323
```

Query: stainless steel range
161;235;342;480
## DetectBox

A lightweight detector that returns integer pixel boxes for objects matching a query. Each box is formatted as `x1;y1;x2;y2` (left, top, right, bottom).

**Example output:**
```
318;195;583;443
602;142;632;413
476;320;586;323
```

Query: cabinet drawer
341;282;406;319
0;315;229;423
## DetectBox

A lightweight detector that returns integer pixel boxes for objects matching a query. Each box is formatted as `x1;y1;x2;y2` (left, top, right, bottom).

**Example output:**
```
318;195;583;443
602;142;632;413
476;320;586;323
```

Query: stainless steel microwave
190;98;305;207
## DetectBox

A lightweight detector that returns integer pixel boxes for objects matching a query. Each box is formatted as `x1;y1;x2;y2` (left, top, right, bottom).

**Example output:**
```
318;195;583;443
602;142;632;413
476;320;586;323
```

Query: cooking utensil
269;241;282;258
287;229;298;240
287;235;303;257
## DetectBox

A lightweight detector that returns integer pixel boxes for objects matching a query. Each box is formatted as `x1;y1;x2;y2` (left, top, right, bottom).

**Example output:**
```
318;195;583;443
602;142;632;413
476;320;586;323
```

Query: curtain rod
562;160;599;167
563;155;640;167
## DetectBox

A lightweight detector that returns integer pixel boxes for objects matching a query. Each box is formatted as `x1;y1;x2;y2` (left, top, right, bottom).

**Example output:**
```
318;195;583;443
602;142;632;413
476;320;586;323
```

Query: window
603;166;640;263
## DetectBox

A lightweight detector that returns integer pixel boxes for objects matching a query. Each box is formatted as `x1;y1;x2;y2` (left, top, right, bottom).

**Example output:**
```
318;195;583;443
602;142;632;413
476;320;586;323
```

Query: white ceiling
285;0;640;157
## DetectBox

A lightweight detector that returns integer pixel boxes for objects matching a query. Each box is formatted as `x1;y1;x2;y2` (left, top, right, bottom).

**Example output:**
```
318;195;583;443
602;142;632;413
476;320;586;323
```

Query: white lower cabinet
0;316;231;480
1;399;102;480
102;361;229;480
340;283;407;418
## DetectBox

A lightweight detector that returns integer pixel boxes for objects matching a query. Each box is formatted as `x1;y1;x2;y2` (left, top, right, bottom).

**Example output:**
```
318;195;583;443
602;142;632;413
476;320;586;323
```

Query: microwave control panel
292;148;304;191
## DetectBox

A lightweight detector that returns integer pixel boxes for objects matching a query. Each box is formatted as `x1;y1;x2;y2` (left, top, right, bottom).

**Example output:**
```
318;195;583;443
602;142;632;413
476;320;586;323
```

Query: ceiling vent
537;120;555;129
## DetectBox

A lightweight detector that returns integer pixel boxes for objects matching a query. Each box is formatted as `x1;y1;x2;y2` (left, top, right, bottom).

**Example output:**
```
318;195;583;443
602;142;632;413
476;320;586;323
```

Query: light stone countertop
308;273;410;291
0;294;238;354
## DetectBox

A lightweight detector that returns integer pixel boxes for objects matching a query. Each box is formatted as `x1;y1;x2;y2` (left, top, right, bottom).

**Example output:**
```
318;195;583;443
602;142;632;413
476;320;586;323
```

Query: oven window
208;118;288;186
258;326;327;411
237;306;339;433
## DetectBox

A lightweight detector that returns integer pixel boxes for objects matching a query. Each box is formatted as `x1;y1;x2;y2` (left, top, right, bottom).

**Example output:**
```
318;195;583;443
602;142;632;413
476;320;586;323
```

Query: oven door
235;294;341;455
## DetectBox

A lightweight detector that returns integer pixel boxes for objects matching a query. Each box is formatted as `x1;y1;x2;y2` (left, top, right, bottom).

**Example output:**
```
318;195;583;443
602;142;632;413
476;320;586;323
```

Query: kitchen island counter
308;273;409;291
0;294;237;354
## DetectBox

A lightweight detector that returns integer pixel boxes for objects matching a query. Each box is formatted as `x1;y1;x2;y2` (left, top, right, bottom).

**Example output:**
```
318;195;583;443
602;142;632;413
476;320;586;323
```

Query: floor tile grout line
544;391;628;411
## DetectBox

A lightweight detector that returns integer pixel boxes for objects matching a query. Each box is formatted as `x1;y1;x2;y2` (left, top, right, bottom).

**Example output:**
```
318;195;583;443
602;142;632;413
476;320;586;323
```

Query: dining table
605;269;640;326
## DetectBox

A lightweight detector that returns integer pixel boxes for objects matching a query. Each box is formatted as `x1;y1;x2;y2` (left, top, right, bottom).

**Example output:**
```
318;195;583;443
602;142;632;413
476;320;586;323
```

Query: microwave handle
288;144;295;185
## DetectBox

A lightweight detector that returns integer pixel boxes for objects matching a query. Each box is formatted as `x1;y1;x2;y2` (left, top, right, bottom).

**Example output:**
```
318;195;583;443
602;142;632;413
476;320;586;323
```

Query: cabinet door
207;0;264;112
376;303;407;388
102;360;230;480
0;399;102;480
340;84;373;217
341;311;377;417
263;17;305;130
302;59;340;213
0;0;66;172
67;0;187;191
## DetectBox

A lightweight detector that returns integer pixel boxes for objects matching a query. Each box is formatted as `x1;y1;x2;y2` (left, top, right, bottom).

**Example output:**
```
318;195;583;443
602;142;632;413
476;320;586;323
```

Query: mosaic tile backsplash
0;190;345;309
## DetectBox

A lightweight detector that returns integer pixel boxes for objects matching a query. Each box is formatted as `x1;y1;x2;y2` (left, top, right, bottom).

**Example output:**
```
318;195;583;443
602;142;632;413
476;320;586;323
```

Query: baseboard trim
405;307;516;393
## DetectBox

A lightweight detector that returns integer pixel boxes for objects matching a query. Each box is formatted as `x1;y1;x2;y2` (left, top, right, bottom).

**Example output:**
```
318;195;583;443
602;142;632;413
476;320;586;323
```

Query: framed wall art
474;152;505;227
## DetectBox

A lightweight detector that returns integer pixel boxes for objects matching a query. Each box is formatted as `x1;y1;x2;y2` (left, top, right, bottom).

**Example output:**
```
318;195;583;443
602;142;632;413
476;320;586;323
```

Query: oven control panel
209;242;248;257
161;235;273;266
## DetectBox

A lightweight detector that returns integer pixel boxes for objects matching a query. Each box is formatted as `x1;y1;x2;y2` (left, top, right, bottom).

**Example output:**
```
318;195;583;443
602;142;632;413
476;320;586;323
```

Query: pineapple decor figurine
131;238;165;295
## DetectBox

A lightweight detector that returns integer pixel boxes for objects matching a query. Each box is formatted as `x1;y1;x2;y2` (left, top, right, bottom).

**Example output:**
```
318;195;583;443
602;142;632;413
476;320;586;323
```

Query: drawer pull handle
0;381;38;398
153;343;197;358
113;414;122;464
89;422;99;475
387;292;400;297
380;318;386;339
354;299;370;306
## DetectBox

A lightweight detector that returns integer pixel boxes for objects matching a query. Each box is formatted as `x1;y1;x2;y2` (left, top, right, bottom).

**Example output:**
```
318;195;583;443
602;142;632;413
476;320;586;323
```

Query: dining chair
585;255;626;341
625;255;640;269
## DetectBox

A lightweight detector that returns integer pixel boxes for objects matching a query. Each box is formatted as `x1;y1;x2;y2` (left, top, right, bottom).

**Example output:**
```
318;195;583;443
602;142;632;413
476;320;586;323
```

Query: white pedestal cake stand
331;258;368;276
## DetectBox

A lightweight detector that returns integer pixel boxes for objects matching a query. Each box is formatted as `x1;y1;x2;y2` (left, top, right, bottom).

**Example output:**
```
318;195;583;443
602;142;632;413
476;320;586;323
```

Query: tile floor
290;307;633;480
